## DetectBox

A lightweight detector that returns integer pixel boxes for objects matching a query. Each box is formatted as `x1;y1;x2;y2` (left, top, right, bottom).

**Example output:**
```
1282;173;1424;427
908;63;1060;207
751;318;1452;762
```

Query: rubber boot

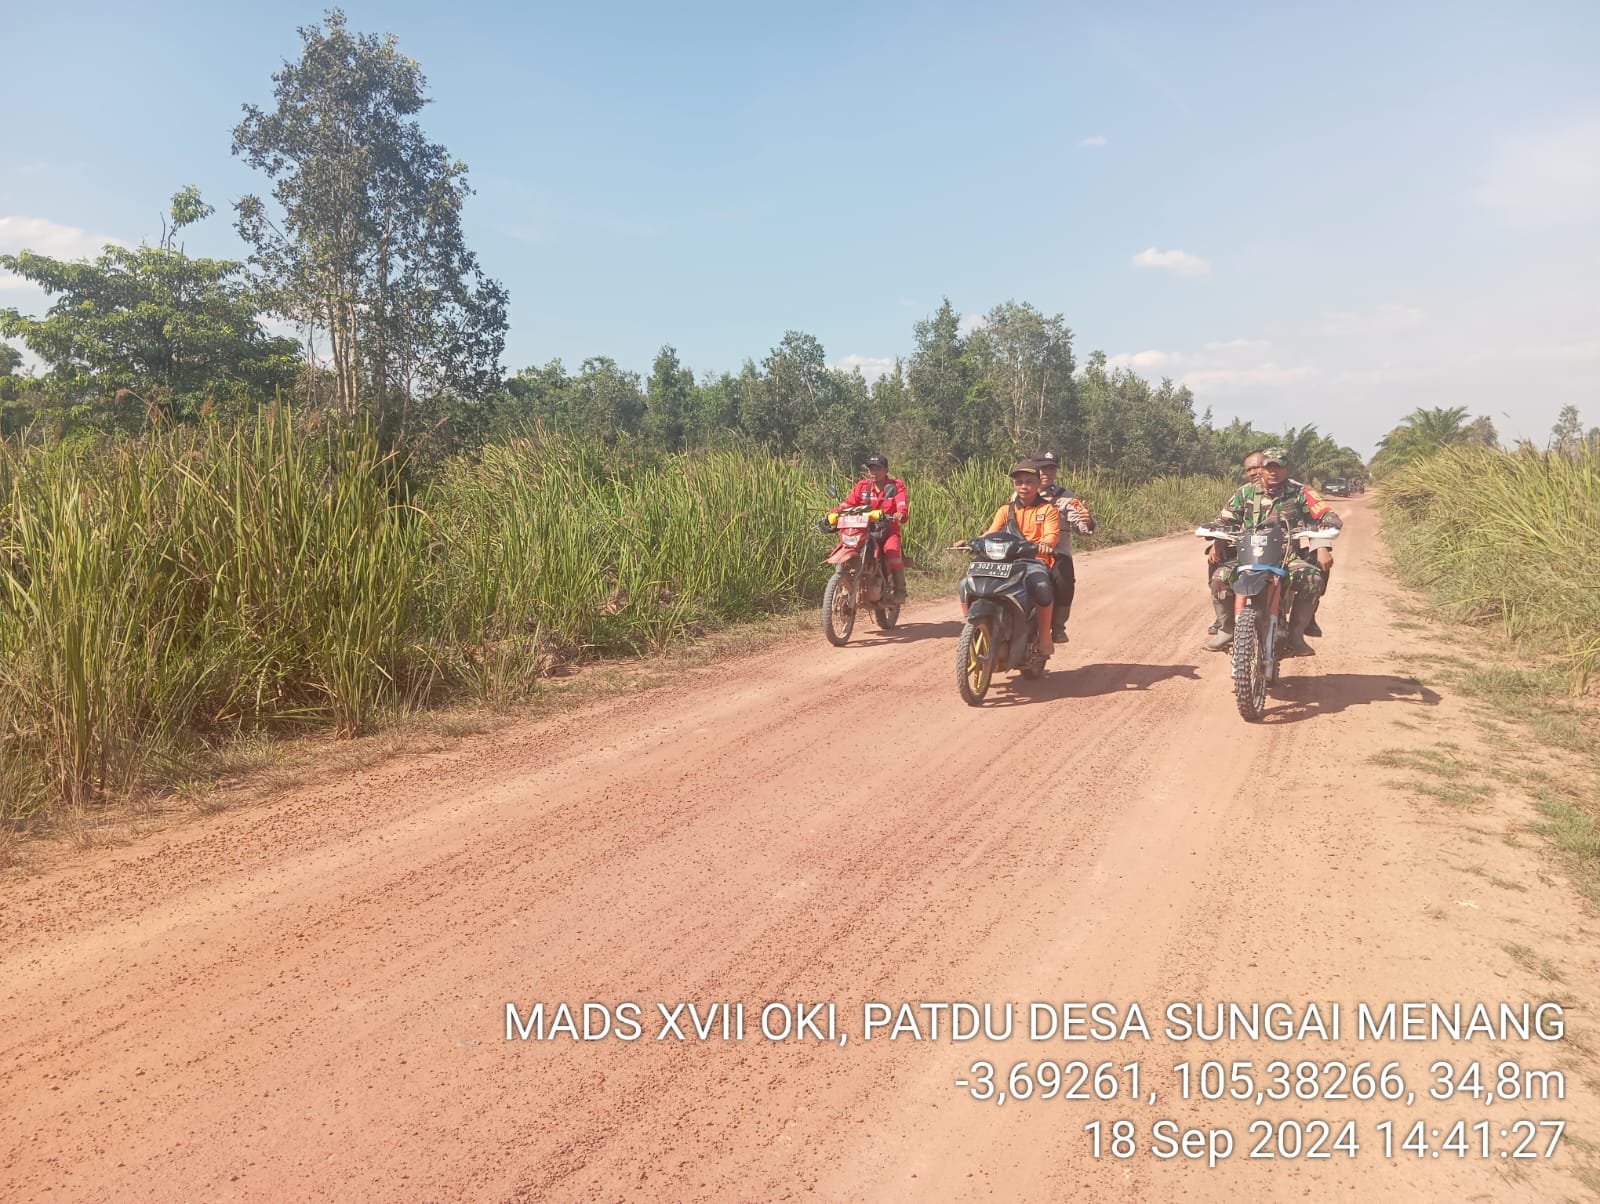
1204;596;1235;651
1307;564;1330;637
1305;604;1323;639
889;567;907;603
1285;594;1317;657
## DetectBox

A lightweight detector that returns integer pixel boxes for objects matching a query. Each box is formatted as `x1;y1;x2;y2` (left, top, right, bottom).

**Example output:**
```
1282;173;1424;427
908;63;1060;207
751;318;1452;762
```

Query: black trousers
1053;555;1076;621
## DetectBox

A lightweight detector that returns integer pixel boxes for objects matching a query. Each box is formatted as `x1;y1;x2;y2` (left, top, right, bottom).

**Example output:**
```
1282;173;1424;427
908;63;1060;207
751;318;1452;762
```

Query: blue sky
3;0;1598;454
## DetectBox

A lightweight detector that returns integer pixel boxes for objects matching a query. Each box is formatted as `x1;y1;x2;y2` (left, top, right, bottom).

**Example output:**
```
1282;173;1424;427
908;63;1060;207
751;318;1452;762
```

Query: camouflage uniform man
1207;449;1265;636
1204;447;1340;656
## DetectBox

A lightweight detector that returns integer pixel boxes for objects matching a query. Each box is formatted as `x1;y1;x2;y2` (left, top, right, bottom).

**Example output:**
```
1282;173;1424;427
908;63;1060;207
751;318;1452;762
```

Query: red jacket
837;476;908;521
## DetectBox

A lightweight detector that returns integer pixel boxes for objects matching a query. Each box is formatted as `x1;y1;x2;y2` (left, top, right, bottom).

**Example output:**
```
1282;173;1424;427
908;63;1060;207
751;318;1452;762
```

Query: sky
3;0;1598;455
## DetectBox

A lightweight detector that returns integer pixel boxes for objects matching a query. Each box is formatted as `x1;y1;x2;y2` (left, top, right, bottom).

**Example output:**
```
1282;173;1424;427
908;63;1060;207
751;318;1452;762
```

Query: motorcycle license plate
838;515;869;529
968;561;1013;577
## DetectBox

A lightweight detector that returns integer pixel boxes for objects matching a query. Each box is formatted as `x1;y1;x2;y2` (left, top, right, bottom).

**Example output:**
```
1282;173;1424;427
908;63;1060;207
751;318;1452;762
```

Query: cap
1009;459;1042;479
1029;449;1059;467
864;453;889;468
1260;446;1287;466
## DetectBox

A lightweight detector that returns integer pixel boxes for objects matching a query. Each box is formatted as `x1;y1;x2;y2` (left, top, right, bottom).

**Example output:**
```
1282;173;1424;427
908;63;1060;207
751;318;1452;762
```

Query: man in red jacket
828;453;909;601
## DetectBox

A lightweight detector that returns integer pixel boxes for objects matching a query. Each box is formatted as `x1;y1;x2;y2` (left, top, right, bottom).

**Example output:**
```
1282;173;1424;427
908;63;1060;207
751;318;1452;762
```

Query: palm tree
1372;406;1474;475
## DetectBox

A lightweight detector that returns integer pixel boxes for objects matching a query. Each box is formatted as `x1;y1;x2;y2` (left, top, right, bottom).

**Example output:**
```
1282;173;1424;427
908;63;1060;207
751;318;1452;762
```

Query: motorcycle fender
826;546;856;565
966;598;1005;624
1233;571;1271;598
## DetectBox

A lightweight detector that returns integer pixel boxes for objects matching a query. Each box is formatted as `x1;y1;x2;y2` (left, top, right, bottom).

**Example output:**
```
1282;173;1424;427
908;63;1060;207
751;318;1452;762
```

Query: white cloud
0;215;121;292
1105;348;1177;372
1106;338;1314;394
1078;135;1108;148
832;354;895;381
958;312;989;335
1131;246;1211;277
1476;117;1600;223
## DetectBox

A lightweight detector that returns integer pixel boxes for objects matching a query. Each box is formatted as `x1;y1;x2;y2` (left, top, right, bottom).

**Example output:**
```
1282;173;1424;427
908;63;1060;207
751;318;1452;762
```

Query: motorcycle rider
1027;449;1094;644
1207;449;1265;637
972;460;1060;659
1204;447;1340;657
826;453;909;602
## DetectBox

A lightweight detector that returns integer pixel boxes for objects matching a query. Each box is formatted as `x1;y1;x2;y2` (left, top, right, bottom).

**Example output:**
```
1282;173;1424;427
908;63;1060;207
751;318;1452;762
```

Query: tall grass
0;417;1226;821
1380;442;1600;692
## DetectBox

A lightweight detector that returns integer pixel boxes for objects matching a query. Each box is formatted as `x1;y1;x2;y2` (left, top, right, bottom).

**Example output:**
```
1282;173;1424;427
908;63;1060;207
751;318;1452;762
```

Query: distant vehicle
1322;478;1351;497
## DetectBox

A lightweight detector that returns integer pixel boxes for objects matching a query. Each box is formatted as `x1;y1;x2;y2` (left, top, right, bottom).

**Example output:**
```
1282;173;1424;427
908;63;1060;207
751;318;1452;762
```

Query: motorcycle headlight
983;538;1010;559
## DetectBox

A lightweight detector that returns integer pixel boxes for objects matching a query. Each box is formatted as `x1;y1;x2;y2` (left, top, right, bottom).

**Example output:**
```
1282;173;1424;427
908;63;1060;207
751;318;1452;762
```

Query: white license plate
968;561;1013;577
838;515;869;529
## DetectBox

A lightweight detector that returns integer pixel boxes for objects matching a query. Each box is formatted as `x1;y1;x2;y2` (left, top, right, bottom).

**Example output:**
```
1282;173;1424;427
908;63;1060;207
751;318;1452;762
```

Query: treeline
493;305;1365;483
0;9;1366;487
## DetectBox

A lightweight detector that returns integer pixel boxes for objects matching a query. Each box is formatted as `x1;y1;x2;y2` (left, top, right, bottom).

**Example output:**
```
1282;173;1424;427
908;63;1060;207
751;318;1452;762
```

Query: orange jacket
983;500;1059;567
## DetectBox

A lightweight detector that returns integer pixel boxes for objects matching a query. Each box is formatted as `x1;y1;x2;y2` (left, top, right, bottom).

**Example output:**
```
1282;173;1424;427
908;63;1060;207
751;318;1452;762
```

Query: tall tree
1550;404;1584;454
963;300;1076;457
643;345;696;449
0;187;299;429
904;299;973;463
232;8;508;445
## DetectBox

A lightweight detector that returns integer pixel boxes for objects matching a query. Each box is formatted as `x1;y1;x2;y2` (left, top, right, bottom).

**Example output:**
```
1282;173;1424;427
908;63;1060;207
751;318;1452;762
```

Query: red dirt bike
1195;519;1341;721
820;504;901;645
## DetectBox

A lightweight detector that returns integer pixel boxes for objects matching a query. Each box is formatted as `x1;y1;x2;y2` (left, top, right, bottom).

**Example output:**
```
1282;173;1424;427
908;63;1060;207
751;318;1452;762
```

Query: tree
1464;415;1499;448
1550;404;1584;454
0;187;300;430
741;331;830;451
963;301;1076;458
232;8;508;446
1371;406;1475;475
569;357;645;440
643;345;696;449
903;299;974;463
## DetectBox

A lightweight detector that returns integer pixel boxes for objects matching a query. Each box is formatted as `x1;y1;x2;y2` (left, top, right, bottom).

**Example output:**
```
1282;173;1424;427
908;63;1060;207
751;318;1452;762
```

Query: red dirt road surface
4;495;1598;1201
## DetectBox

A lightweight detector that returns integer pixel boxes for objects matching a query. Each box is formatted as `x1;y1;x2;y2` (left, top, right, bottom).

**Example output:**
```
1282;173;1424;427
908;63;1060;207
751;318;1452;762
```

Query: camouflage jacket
1218;483;1341;531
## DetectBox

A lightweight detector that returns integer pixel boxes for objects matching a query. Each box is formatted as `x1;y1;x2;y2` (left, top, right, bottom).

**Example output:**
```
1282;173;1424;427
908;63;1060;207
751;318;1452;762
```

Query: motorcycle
953;529;1047;706
1195;520;1342;721
820;504;901;645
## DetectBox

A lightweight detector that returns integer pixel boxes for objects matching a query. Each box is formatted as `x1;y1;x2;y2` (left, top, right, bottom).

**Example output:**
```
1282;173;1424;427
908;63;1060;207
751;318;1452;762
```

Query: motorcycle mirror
825;484;839;500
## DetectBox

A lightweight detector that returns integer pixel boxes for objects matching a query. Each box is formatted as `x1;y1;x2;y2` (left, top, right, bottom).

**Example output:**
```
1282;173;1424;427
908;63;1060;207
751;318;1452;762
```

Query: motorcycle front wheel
822;569;857;646
1232;607;1268;721
956;618;995;706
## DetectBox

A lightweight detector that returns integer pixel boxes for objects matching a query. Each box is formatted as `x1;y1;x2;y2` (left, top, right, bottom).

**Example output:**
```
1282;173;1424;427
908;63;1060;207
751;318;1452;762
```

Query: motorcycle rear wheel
873;604;900;630
822;570;857;646
1232;608;1268;721
956;618;995;706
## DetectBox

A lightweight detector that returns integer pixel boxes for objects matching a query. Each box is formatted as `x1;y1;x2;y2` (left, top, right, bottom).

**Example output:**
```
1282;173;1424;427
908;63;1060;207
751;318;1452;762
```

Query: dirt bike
1195;520;1341;721
953;529;1047;706
820;504;901;646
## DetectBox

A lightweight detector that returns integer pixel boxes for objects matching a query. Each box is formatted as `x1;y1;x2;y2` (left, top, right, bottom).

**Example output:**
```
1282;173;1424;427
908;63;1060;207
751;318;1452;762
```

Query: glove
868;509;883;521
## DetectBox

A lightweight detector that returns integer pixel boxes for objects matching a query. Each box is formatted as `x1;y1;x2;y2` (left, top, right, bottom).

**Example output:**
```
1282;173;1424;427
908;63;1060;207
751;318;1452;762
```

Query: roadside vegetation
1379;440;1600;693
1378;431;1600;913
0;410;1226;824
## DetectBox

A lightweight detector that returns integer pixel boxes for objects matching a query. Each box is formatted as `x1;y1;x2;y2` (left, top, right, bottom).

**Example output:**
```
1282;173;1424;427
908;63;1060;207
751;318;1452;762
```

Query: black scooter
954;529;1047;705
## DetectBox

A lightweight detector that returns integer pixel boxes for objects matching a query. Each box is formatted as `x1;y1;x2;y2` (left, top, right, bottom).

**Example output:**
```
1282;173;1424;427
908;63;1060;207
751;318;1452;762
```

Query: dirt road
3;495;1597;1201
